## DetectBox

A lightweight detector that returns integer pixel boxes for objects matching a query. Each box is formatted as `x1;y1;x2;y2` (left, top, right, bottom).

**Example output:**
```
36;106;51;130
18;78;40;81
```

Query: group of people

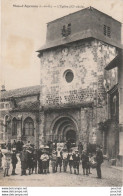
0;140;103;179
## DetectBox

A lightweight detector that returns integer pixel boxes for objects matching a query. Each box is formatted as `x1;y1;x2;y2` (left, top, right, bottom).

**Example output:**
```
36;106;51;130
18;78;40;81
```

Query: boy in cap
73;149;80;175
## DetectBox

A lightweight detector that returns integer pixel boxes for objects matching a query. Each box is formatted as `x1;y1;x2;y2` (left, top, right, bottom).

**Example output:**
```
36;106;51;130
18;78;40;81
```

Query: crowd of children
0;142;103;179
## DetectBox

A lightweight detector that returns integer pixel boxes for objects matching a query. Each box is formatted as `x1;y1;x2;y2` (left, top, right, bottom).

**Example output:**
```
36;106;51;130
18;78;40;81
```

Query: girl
3;151;11;177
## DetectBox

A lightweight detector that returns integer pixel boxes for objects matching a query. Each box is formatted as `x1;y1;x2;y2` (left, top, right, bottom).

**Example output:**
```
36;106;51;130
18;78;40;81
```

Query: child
73;149;80;175
3;151;11;177
81;150;89;175
40;150;49;174
51;150;57;173
62;148;68;172
56;148;63;172
88;153;92;174
68;149;73;174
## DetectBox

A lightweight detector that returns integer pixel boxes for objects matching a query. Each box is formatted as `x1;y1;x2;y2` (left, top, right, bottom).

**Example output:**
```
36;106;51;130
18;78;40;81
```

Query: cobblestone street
0;160;122;187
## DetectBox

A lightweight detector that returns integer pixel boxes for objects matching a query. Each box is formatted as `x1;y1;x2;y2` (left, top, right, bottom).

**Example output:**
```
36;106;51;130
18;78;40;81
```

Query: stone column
17;115;22;141
39;111;45;146
80;107;89;150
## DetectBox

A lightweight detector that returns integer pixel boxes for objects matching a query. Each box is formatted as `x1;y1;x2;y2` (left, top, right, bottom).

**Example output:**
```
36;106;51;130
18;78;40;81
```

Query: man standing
20;146;28;176
95;146;103;179
0;148;3;169
11;148;18;175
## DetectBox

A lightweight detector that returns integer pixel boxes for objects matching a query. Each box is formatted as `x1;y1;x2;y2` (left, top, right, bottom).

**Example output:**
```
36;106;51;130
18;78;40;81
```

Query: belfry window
23;117;34;136
103;25;111;38
61;23;71;37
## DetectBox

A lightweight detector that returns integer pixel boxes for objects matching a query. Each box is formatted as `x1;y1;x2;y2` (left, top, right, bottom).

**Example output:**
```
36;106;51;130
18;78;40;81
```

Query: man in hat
73;149;80;175
11;148;18;175
26;146;33;175
20;145;28;176
95;146;103;179
62;148;68;172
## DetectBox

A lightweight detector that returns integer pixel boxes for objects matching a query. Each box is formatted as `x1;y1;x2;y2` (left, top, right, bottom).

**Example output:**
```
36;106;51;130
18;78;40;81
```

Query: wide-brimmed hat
44;145;49;149
12;148;16;151
52;150;56;154
4;150;12;155
40;145;44;149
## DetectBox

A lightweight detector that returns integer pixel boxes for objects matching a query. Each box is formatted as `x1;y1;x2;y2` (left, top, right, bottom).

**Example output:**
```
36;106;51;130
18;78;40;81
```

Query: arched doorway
66;130;76;143
51;116;78;143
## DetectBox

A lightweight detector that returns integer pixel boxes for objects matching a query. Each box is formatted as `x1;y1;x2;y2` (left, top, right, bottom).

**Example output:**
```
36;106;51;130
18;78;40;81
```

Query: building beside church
0;7;123;165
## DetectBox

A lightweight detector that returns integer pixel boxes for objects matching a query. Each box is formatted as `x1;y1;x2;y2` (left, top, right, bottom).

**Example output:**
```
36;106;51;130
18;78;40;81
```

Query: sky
0;0;123;90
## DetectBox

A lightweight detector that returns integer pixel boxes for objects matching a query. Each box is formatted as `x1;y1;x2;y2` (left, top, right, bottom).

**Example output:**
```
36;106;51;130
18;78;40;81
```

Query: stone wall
0;109;39;147
40;39;117;110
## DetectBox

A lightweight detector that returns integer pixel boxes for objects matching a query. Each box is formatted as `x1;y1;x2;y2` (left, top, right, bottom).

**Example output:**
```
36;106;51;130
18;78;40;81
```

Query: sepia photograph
0;0;123;188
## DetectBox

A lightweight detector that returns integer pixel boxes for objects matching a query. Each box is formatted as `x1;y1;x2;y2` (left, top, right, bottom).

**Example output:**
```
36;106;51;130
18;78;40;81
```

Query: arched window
113;95;117;115
4;115;10;132
23;117;34;136
12;118;17;136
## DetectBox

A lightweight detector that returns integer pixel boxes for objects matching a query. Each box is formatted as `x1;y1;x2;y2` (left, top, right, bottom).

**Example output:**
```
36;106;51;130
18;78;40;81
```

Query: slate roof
12;100;40;112
37;7;122;53
1;85;40;100
105;54;121;70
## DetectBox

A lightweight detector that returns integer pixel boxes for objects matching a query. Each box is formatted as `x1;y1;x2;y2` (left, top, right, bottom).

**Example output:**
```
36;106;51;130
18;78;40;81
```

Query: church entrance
66;130;76;143
51;116;78;143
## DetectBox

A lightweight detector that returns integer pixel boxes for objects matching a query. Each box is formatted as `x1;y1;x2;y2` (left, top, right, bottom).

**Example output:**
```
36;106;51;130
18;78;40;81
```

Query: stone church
0;7;123;164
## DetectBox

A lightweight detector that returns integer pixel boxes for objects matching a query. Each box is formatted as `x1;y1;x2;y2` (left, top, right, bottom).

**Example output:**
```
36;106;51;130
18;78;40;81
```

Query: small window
64;70;74;83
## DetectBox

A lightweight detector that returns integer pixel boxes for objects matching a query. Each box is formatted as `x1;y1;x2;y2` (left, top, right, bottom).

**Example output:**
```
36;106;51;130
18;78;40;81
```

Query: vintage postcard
0;0;123;190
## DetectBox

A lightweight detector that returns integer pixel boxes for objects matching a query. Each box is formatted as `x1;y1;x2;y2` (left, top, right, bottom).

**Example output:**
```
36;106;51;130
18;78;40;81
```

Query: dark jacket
11;153;18;165
72;154;80;162
81;154;89;163
96;150;103;164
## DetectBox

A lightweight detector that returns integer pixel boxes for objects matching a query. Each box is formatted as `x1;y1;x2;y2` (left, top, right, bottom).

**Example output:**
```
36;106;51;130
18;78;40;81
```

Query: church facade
0;7;123;164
